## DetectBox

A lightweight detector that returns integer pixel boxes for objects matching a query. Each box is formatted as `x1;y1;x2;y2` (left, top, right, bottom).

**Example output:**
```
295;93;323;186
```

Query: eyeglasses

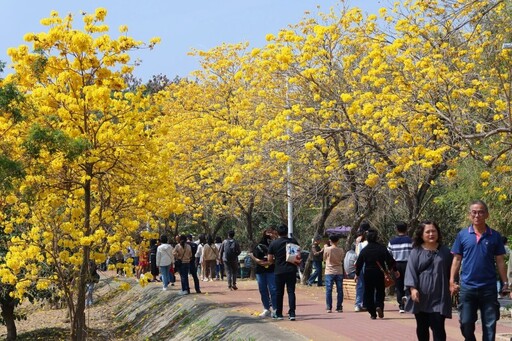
470;210;487;217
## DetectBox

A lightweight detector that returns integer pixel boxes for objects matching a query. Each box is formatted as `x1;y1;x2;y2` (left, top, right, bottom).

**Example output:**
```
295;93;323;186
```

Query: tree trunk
1;299;17;341
71;165;92;341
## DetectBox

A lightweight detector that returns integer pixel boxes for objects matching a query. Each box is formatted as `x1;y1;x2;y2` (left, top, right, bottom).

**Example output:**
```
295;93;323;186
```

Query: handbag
376;261;395;288
286;241;301;265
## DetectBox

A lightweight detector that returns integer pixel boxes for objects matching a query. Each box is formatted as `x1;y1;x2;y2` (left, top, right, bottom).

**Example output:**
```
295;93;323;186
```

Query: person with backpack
250;228;278;317
187;234;202;294
219;230;242;290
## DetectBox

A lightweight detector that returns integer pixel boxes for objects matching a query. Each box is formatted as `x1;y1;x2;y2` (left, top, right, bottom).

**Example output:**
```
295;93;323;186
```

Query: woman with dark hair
215;236;224;280
250;228;278;317
202;235;218;281
404;221;452;341
355;229;397;320
173;234;193;295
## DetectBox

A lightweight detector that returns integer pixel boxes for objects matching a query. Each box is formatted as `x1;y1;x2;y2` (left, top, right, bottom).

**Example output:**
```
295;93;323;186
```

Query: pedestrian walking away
219;230;242;291
323;234;344;313
267;224;300;321
355;228;398;320
387;221;413;313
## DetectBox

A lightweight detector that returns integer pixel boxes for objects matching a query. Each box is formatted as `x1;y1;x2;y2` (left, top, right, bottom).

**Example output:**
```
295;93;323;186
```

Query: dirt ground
0;272;127;340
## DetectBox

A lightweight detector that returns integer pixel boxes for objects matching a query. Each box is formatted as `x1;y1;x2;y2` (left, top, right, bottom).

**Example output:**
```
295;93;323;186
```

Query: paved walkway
169;277;512;341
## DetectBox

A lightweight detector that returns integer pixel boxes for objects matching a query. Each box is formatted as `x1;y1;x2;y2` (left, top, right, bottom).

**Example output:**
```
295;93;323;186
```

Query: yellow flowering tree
1;9;162;340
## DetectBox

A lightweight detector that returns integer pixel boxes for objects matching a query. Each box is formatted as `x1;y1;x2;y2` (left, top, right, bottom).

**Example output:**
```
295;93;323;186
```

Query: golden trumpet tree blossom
2;9;165;341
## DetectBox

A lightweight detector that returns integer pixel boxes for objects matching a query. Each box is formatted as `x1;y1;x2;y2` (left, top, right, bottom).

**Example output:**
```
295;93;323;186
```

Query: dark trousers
275;271;296;317
179;262;190;292
363;268;385;317
307;260;323;285
395;261;407;309
188;261;201;293
415;311;446;341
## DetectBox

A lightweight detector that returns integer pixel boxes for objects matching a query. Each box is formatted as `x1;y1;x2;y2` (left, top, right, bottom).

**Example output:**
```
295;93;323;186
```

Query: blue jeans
256;272;277;310
355;266;365;307
308;260;323;285
325;274;343;310
159;265;171;288
216;263;224;279
179;262;190;292
459;285;499;341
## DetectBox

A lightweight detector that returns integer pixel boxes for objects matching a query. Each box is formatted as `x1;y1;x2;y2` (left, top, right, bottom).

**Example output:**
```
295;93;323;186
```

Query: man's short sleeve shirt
451;225;506;288
268;237;299;275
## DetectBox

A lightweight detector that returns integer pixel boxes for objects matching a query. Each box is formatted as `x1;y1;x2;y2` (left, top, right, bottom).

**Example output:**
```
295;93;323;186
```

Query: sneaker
202;278;209;282
376;307;384;318
170;283;175;286
289;315;296;321
370;315;377;320
326;309;332;313
232;284;238;290
196;290;202;294
399;309;405;314
354;306;361;312
272;313;283;320
259;309;271;317
336;307;343;313
178;290;189;295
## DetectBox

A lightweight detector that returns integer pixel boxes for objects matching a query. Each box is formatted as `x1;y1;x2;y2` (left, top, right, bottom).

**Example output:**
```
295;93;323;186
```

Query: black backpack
225;240;239;261
188;241;198;260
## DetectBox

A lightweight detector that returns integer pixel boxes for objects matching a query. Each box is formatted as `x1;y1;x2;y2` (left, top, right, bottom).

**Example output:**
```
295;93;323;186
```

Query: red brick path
184;278;512;341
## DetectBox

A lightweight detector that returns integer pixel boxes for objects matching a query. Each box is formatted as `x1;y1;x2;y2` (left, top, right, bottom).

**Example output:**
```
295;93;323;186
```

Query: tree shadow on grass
17;327;69;340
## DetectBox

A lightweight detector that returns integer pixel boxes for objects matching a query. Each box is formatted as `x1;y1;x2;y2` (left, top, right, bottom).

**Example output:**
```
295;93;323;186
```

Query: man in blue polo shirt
450;200;509;341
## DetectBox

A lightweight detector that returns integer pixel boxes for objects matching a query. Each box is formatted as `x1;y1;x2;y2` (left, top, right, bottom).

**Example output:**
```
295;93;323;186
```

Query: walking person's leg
285;271;296;319
256;273;271;311
274;274;285;318
189;262;201;293
414;312;431;341
458;286;478;341
396;262;407;311
268;272;277;311
231;261;239;288
179;263;190;293
307;260;319;285
335;274;343;311
364;271;377;318
317;261;323;286
159;265;170;289
479;287;499;341
325;274;333;311
428;312;447;341
226;263;234;289
355;265;365;311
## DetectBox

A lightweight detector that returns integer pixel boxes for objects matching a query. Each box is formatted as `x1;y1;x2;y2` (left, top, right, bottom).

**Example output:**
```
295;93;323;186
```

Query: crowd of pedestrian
86;199;511;341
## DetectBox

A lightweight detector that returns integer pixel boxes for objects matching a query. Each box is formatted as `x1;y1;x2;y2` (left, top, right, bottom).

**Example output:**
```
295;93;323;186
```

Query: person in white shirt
156;235;174;290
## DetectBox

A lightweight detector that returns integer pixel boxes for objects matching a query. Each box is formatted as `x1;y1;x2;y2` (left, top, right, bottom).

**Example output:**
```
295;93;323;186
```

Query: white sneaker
354;306;361;312
259;309;271;317
162;287;168;291
399;309;405;313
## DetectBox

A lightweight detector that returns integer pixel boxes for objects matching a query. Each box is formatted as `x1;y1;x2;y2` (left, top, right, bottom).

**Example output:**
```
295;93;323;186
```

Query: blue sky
1;1;383;81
